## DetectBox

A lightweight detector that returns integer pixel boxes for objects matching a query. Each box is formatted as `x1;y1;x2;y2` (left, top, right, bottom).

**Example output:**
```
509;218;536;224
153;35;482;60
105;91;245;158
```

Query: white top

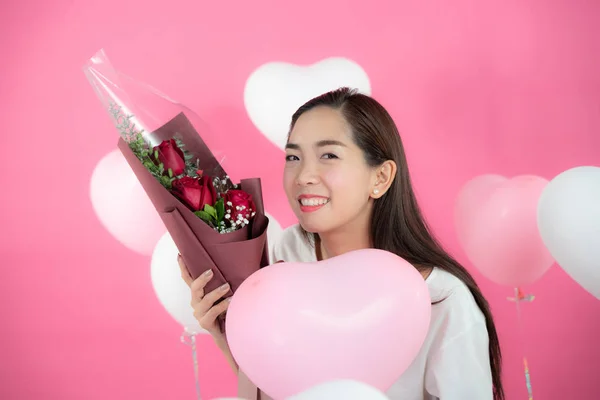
269;224;494;400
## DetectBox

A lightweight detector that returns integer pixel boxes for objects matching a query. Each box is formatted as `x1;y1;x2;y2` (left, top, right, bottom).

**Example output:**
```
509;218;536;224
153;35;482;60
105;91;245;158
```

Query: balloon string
508;287;534;400
181;330;202;400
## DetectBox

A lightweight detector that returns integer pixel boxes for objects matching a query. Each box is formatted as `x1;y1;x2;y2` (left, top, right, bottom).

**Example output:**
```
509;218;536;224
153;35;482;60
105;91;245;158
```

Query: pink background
2;0;599;399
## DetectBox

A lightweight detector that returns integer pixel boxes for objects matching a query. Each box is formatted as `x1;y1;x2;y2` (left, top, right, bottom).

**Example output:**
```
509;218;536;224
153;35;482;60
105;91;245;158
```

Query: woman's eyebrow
315;139;347;148
285;142;300;150
285;140;347;150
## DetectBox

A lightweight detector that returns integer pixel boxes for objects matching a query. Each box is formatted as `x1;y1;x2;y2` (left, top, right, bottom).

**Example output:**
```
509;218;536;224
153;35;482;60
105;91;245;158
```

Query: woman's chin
297;219;325;234
294;207;338;234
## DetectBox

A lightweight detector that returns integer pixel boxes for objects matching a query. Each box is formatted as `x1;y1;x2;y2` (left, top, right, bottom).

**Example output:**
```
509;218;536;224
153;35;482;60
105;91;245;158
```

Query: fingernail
220;283;230;291
203;269;213;277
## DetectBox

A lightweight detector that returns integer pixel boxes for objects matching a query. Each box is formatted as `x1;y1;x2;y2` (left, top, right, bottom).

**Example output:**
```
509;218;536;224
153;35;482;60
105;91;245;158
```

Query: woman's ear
371;160;397;199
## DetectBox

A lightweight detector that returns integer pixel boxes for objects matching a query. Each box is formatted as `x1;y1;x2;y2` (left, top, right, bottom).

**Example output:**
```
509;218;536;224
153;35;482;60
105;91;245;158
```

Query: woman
179;87;504;400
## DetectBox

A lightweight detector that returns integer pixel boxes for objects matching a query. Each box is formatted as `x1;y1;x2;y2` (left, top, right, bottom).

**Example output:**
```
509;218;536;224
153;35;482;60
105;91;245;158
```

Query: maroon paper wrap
118;112;270;332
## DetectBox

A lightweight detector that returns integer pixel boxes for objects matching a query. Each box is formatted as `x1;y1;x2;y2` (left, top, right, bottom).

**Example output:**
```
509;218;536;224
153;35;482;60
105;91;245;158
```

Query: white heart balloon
90;149;166;255
537;166;600;299
288;379;390;400
244;58;371;150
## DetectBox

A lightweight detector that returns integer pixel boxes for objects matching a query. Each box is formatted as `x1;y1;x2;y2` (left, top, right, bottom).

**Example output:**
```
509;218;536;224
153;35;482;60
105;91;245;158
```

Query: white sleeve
268;232;281;265
267;224;293;264
425;322;494;400
266;224;316;264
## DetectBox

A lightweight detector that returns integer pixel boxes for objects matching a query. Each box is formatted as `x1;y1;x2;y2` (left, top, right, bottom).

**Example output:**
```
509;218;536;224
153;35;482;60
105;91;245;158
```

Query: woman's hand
178;254;232;337
178;254;238;372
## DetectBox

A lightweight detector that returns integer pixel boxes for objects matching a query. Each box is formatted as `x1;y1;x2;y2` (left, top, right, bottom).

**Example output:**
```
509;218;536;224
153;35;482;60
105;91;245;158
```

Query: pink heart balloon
454;174;554;287
226;249;431;400
90;149;166;255
454;174;507;246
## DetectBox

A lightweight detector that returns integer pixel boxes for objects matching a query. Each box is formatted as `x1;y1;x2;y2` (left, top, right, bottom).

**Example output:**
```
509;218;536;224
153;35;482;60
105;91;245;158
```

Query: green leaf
215;198;225;222
160;175;172;188
154;150;159;160
168;168;173;178
204;204;218;219
194;210;214;224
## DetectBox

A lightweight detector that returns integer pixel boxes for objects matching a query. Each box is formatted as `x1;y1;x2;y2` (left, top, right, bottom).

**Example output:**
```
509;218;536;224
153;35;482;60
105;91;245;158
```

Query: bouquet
124;118;256;234
84;49;270;332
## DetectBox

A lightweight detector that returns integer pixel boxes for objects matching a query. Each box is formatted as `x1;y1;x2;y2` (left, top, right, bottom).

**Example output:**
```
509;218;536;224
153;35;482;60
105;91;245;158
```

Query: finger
195;282;230;315
190;269;215;300
203;296;232;323
178;255;194;287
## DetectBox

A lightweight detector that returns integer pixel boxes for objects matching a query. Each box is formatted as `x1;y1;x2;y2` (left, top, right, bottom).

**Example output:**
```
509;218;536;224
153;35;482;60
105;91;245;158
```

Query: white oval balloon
537;166;600;299
90;149;166;255
244;58;371;150
150;232;206;334
288;379;390;400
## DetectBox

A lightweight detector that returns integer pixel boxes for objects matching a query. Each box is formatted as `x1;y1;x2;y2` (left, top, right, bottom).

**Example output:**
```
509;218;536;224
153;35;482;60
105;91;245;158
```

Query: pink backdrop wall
2;0;599;398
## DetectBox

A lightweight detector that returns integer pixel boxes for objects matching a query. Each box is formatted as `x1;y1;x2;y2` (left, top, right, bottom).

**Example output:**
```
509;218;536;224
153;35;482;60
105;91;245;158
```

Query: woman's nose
296;162;320;186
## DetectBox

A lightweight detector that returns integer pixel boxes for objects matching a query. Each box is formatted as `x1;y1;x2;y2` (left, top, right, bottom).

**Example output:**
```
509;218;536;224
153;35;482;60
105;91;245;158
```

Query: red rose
154;139;185;176
172;176;216;211
224;189;256;224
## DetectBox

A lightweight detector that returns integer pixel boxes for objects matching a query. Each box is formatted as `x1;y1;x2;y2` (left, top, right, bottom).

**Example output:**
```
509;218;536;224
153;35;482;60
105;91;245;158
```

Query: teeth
300;198;329;206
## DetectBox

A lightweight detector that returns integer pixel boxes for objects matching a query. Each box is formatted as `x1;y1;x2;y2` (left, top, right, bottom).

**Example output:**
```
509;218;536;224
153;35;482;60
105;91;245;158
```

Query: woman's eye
285;155;299;162
322;153;338;160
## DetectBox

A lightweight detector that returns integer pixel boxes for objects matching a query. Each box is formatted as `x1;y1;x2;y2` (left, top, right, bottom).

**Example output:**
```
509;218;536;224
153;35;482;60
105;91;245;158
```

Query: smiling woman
180;87;505;400
272;87;505;400
283;105;397;257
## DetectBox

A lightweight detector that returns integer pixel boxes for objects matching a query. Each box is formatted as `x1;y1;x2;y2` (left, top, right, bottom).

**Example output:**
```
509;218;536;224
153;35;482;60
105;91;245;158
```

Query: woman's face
283;106;377;234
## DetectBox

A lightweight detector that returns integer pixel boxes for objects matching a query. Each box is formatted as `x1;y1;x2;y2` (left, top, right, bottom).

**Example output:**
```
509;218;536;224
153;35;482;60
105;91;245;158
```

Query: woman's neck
316;220;372;260
312;215;434;281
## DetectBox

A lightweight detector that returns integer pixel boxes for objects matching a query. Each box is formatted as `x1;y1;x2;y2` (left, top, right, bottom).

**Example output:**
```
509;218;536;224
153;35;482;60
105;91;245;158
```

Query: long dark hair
288;87;504;400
